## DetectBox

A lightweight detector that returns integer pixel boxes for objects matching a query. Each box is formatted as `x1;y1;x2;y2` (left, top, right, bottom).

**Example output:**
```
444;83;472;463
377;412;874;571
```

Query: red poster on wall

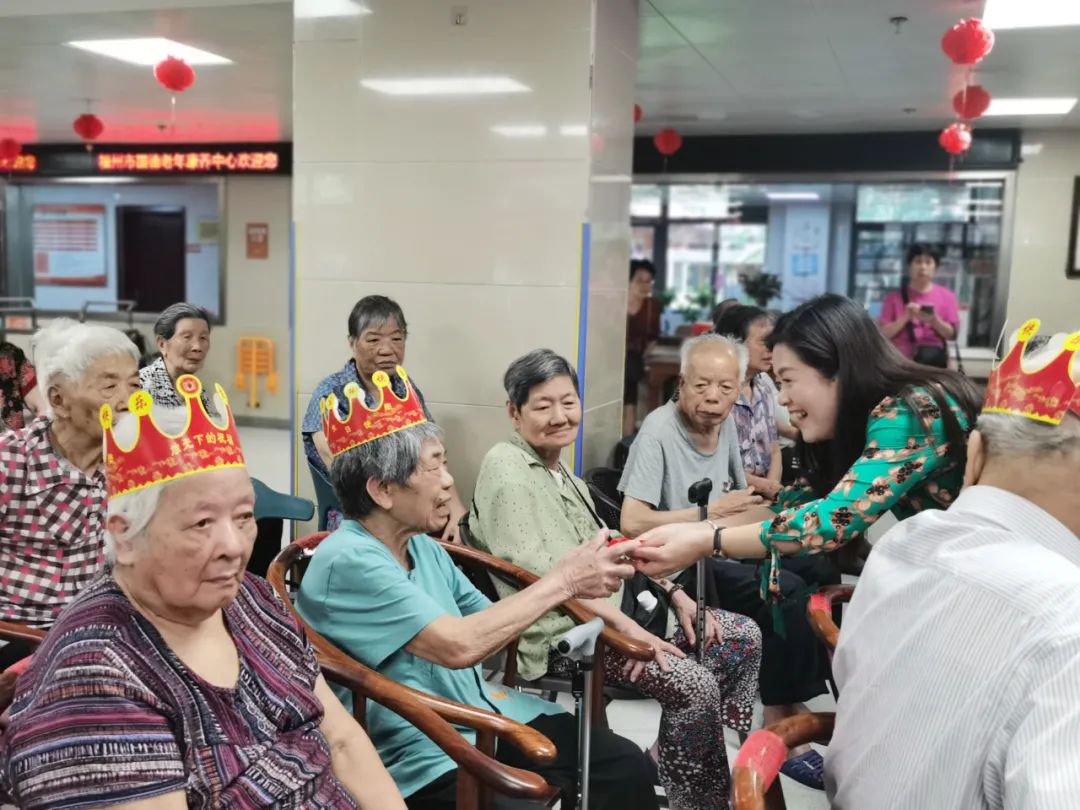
32;204;108;286
246;223;269;259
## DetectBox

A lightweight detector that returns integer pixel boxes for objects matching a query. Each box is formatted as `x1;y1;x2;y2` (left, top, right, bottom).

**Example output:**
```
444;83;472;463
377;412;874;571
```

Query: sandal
779;750;825;790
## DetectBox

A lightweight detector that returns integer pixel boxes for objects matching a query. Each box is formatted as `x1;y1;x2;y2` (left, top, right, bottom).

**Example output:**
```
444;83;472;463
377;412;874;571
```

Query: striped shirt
826;485;1080;809
2;574;357;809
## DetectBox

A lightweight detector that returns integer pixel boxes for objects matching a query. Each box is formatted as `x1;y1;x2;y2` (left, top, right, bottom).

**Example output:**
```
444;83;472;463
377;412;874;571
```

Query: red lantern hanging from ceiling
0;137;22;167
72;113;105;144
154;56;196;93
939;122;973;155
654;128;683;157
941;18;994;66
952;85;991;120
634;104;643;124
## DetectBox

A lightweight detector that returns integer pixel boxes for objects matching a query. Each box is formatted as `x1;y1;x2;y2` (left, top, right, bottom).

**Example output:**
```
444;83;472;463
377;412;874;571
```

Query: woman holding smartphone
879;243;961;367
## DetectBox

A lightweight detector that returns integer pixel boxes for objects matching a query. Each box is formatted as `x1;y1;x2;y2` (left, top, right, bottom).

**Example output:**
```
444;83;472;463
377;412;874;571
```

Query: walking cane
687;478;713;661
555;616;605;810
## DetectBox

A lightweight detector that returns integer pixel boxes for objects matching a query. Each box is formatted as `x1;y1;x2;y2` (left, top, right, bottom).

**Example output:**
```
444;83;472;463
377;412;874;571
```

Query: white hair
31;319;139;417
978;328;1080;461
103;405;189;564
680;333;749;381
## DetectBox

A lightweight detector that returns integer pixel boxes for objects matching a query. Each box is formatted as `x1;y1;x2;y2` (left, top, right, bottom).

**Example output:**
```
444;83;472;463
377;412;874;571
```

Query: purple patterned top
2;574;357;809
731;373;778;477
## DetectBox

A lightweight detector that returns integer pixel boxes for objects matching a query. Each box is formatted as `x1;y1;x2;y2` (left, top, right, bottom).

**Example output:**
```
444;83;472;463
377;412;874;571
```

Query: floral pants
550;607;762;810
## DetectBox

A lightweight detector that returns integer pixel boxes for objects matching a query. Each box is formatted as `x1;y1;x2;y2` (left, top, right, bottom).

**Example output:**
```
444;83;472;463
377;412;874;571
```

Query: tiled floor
239;427;835;808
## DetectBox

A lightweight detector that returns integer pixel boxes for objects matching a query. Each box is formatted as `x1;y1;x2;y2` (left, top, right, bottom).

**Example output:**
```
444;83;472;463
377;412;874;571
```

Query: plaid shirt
0;418;106;627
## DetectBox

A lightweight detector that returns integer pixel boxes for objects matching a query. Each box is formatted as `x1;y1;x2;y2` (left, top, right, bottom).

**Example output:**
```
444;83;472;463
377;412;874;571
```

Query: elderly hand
554;529;636;600
620;620;686;682
439;501;467;545
707;488;765;519
671;589;721;650
628;521;713;578
746;475;782;501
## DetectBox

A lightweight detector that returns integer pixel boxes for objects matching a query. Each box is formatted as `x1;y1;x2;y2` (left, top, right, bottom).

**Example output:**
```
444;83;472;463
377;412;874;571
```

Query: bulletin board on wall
31;203;108;286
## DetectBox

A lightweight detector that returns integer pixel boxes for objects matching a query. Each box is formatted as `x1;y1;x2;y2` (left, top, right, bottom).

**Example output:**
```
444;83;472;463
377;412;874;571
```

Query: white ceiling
1;0;1076;146
636;0;1080;134
0;0;292;143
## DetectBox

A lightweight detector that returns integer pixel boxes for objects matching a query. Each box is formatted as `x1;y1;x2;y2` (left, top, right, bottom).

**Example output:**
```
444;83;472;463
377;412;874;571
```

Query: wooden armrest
0;620;46;647
309;625;556;765
731;712;835;809
439;541;653;663
806;585;854;653
317;644;555;801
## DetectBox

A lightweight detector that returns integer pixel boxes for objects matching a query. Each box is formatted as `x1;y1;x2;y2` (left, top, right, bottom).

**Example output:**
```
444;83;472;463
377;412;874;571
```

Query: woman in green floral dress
631;294;983;600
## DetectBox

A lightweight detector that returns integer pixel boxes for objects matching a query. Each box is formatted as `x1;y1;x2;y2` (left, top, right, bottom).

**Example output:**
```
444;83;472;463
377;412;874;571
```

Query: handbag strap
557;462;607;531
900;283;918;345
952;335;966;375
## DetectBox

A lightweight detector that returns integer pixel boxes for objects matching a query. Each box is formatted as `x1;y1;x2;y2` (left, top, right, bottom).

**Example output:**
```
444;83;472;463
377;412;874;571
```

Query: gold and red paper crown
982;319;1080;425
100;375;245;498
320;366;427;458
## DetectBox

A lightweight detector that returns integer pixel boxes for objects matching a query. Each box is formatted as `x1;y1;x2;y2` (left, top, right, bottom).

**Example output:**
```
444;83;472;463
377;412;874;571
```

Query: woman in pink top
879;243;960;367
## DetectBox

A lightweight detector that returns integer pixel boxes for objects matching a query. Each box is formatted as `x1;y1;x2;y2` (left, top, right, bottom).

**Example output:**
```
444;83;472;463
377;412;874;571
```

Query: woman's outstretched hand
628;522;713;578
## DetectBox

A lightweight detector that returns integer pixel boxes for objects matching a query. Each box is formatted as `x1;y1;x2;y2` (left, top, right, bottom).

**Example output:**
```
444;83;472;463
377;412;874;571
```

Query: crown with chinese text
982;319;1080;426
320;367;427;458
100;375;245;498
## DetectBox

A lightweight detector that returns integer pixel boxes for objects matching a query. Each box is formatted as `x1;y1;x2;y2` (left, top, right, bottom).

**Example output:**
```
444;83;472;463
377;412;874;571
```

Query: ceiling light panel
766;192;821;201
984;97;1077;116
67;38;232;66
295;0;372;18
491;125;547;137
983;0;1080;29
360;77;530;96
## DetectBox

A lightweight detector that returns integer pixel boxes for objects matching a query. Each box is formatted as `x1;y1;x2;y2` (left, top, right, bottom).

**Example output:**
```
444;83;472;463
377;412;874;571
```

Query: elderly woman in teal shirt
471;349;762;810
295;368;657;810
631;295;983;596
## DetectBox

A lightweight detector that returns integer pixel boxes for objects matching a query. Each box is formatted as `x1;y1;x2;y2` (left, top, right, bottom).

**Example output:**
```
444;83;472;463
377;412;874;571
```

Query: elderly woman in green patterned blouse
470;348;762;810
631;294;983;596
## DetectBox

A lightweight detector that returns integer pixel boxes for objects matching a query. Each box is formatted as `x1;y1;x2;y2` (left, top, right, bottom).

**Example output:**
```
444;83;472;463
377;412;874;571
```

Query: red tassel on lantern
634;104;643;124
939;123;973;155
654;128;683;157
154;56;196;93
73;113;105;144
941;19;994;66
0;137;22;168
952;85;991;120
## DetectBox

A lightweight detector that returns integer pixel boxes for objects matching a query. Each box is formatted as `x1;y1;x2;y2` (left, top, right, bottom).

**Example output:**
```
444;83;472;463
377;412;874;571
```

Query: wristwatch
706;519;727;560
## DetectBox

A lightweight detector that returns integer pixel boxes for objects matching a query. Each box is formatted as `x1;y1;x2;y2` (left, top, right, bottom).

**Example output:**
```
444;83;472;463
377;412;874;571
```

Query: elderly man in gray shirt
617;333;835;790
619;334;758;529
828;324;1080;809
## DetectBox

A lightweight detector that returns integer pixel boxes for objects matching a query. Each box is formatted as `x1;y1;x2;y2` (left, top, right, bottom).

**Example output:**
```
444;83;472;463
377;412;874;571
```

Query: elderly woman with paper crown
295;367;658;810
1;376;407;810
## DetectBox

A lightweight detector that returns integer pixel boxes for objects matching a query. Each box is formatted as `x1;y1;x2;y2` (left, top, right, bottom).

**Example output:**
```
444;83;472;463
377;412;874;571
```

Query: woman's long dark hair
768;294;982;496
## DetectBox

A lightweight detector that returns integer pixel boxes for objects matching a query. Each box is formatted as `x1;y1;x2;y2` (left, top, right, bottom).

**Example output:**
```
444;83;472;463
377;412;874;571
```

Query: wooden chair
268;539;562;810
806;584;854;700
437;536;654;725
805;585;854;655
731;712;835;810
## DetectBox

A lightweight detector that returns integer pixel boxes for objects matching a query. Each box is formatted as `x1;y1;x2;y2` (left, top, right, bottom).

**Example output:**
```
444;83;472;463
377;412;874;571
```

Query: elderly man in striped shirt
827;320;1080;810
